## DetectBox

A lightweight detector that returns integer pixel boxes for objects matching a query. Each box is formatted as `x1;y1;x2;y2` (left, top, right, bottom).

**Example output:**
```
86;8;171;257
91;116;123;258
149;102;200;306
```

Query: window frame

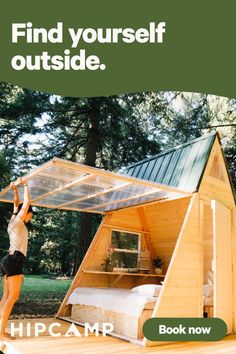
110;228;141;270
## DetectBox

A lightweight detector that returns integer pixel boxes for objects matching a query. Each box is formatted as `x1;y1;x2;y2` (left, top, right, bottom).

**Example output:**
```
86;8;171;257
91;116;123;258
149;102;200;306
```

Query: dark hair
16;203;33;214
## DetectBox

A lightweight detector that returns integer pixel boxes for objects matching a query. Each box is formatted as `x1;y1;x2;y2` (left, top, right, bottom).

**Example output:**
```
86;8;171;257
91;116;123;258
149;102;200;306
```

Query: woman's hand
15;177;27;187
10;182;17;190
11;177;27;189
18;177;27;185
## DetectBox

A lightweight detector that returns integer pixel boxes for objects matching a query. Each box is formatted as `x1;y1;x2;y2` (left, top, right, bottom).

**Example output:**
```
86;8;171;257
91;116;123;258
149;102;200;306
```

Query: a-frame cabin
0;132;235;347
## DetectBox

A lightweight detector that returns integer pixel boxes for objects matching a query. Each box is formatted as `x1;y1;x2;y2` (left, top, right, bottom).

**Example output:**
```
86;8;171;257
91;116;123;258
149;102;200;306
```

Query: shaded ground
0;275;72;319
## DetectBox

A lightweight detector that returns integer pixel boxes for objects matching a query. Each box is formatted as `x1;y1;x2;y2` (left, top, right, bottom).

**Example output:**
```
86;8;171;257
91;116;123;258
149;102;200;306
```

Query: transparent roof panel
96;191;179;212
0;157;188;213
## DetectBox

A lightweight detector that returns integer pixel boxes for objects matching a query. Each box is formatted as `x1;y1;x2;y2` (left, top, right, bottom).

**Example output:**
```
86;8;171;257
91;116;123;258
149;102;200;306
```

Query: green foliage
0;151;11;257
111;231;138;251
25;208;80;274
111;231;139;268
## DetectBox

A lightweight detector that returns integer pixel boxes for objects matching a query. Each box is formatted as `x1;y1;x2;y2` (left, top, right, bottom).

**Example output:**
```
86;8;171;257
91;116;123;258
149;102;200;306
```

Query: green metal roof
123;133;217;193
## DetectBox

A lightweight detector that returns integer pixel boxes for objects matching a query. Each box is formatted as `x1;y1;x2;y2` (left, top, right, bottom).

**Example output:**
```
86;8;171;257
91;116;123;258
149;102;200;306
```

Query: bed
66;285;161;340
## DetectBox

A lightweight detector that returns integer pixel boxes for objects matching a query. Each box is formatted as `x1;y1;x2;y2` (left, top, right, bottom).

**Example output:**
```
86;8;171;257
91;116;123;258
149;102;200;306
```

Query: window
111;230;140;269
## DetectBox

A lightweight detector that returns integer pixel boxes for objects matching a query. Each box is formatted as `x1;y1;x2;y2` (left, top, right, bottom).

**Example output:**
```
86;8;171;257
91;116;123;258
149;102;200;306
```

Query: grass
0;274;73;319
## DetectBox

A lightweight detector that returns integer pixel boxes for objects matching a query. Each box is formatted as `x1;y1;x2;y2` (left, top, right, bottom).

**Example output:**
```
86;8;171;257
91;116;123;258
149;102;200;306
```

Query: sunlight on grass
0;275;73;317
19;275;72;301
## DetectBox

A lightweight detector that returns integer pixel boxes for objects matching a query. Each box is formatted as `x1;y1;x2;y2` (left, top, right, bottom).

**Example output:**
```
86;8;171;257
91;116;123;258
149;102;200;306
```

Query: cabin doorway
212;200;232;333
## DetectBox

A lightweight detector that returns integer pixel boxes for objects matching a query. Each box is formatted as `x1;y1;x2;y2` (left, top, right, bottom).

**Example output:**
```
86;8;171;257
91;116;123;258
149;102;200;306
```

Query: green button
143;318;227;341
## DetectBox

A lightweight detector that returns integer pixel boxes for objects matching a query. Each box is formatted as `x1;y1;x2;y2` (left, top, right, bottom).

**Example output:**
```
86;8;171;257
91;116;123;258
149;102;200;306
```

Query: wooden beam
136;207;149;231
32;202;103;214
82;270;165;278
103;224;150;234
111;274;124;286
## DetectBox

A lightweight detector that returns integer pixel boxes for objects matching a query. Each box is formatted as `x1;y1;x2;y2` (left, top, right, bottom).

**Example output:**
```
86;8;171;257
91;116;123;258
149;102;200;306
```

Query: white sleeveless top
7;214;28;257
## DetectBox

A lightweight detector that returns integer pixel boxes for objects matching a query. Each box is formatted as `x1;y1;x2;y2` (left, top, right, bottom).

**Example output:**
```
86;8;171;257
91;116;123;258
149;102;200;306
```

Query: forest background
0;83;235;277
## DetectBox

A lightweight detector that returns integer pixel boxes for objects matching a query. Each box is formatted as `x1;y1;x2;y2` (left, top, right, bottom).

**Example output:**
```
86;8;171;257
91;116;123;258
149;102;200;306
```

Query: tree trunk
73;99;100;274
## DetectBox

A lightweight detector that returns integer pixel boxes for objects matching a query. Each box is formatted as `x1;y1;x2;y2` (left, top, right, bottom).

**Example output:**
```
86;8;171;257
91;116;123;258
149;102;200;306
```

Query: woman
0;177;34;342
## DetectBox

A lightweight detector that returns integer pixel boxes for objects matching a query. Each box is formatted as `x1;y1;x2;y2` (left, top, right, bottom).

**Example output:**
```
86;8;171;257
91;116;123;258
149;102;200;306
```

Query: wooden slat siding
71;305;153;339
144;194;202;347
153;296;200;306
206;175;232;190
200;182;234;208
102;224;149;234
144;197;191;274
232;207;236;333
199;139;235;208
56;214;112;317
199;138;235;332
212;200;233;333
199;192;234;210
78;274;135;289
209;153;226;181
108;208;142;230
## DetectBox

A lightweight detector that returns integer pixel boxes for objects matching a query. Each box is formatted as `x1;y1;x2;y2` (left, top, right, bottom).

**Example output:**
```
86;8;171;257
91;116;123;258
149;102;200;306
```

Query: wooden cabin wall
143;197;191;274
199;138;236;332
107;208;142;230
232;207;236;333
144;194;202;347
212;200;233;333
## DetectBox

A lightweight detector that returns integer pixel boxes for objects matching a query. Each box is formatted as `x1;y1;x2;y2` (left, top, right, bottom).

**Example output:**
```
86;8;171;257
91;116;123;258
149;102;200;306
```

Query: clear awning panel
0;158;189;213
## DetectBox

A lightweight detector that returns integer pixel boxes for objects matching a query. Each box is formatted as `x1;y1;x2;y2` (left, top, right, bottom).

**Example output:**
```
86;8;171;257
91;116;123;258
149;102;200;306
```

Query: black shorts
0;251;26;277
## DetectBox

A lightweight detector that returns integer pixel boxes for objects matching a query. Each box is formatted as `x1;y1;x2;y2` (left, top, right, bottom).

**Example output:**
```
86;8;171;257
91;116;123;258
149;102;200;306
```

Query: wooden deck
2;318;236;354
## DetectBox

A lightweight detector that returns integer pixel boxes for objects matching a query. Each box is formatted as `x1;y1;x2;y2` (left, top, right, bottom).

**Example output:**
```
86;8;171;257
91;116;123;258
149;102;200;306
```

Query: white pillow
204;284;213;298
131;284;162;297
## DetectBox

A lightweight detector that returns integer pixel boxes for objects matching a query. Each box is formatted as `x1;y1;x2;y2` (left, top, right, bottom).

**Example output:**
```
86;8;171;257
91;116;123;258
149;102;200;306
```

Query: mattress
67;287;157;318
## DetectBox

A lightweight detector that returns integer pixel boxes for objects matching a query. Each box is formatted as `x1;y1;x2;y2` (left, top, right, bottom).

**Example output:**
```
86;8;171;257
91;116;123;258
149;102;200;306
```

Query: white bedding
67;287;157;318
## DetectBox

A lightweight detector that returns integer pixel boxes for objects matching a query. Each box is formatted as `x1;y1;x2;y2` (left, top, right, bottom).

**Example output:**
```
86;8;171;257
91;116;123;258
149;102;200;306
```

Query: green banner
143;318;227;341
1;1;236;97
